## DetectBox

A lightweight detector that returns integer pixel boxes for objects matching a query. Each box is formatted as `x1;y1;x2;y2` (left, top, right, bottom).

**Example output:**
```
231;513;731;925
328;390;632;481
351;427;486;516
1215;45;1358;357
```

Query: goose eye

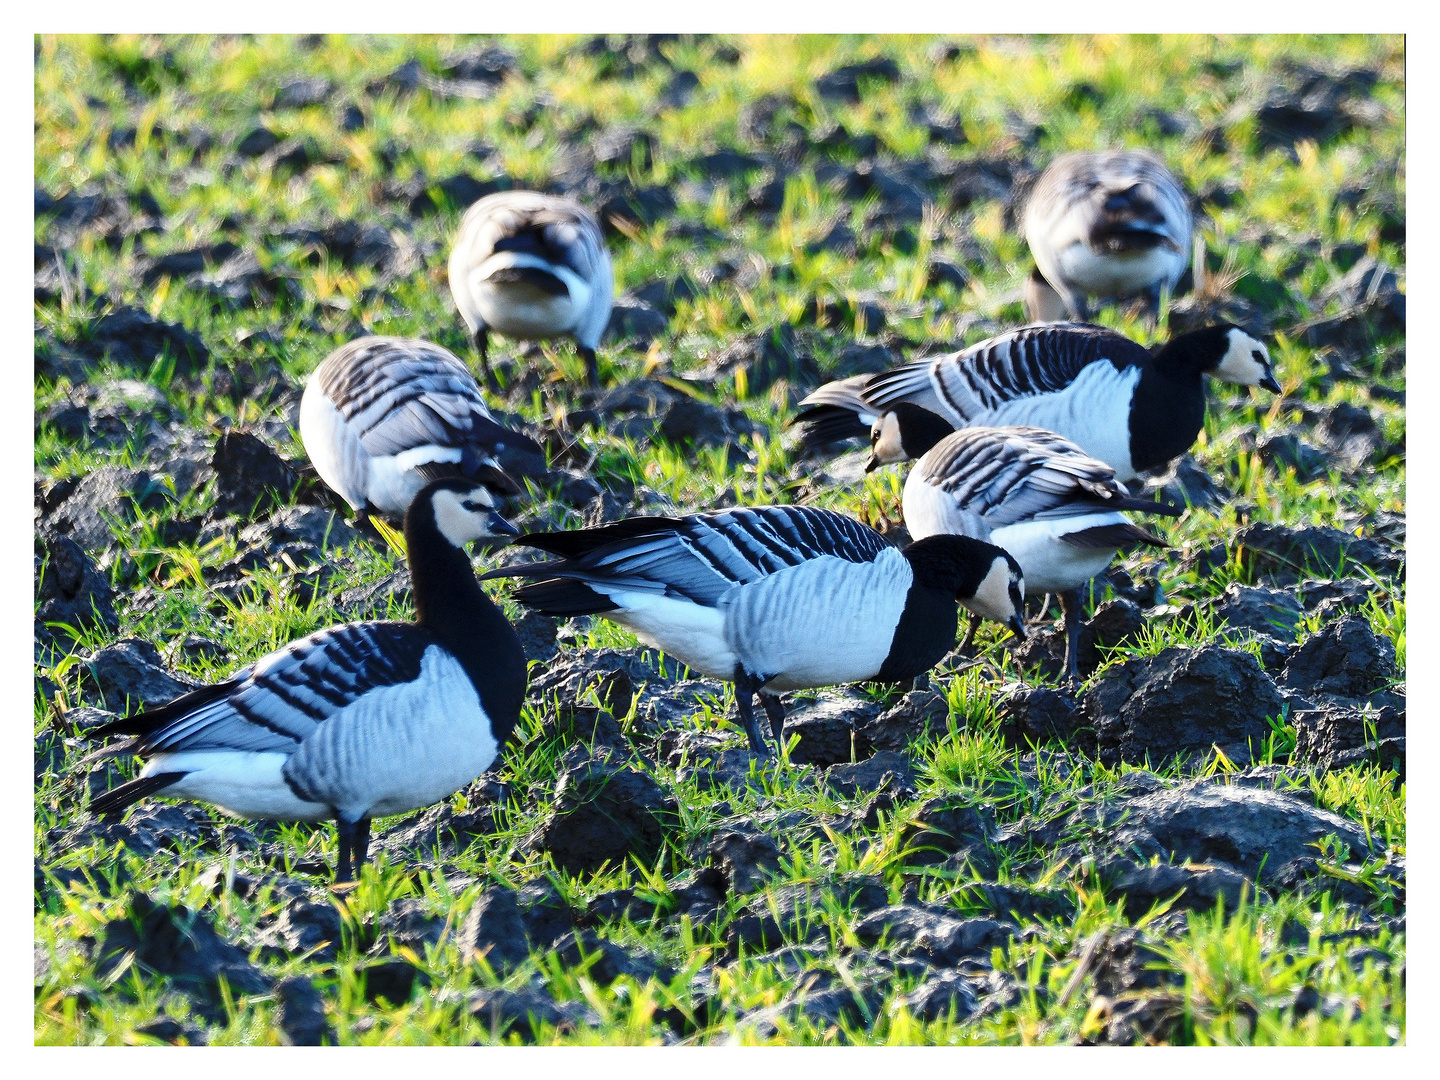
1252;349;1265;363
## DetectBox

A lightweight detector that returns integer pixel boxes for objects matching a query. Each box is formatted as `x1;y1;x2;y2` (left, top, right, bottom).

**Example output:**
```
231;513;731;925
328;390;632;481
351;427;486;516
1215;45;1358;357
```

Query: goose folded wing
870;324;1152;417
491;507;891;607
921;430;1129;525
93;623;433;758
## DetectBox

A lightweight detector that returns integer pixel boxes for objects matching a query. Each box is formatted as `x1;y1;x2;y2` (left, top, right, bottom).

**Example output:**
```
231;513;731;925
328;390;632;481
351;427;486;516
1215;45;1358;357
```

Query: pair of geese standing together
86;151;1278;881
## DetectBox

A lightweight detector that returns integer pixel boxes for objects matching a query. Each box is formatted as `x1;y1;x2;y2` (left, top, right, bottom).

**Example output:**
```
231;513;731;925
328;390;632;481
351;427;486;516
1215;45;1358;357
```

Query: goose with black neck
796;321;1279;483
83;478;526;883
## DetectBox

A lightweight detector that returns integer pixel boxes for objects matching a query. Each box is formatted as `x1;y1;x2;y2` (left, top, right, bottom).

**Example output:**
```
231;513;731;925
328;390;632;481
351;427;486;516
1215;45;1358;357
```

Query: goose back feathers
300;336;542;517
1023;149;1193;320
486;505;1024;694
796;322;1277;481
893;421;1179;594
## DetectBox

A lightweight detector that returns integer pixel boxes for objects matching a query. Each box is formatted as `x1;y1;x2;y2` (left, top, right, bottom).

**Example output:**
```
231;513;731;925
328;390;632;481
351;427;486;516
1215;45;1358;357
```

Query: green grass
35;33;1403;1045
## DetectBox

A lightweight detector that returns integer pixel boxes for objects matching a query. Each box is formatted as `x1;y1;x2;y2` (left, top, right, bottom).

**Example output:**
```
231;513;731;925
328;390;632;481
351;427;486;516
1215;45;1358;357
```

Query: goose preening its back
870;407;1182;683
794;322;1278;483
483;505;1026;756
85;479;527;882
1022;149;1193;322
299;336;543;520
448;190;615;386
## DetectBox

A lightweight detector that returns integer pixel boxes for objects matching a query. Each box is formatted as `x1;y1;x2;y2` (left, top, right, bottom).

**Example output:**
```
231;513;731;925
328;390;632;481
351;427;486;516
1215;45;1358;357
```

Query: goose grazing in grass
84;478;525;883
448;190;614;386
1022;149;1193;322
483;505;1026;756
794;322;1278;482
300;336;544;520
867;407;1182;684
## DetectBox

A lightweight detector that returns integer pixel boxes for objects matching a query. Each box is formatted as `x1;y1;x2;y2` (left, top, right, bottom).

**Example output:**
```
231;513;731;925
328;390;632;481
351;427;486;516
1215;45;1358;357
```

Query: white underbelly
476;283;579;338
991;513;1128;594
1056;241;1185;297
299;387;370;512
142;751;333;822
603;592;739;681
902;469;991;543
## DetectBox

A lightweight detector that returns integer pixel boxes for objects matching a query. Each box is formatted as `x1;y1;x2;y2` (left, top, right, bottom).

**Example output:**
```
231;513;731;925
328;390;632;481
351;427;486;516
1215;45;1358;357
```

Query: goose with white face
959;554;1027;639
431;486;520;547
1213;328;1281;392
869;411;907;467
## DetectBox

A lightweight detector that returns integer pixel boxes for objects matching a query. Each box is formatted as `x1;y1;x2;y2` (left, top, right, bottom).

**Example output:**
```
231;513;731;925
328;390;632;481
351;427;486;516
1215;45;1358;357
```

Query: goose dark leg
1059;589;1084;688
578;345;600;388
759;692;786;744
335;816;372;883
733;667;770;757
957;612;983;656
473;327;495;387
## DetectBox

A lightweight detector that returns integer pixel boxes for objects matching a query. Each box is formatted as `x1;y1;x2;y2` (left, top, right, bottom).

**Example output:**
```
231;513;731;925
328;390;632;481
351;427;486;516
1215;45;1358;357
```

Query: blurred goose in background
869;410;1181;684
85;479;526;883
1022;149;1193;322
448;190;614;386
484;505;1026;756
794;322;1278;482
300;336;543;521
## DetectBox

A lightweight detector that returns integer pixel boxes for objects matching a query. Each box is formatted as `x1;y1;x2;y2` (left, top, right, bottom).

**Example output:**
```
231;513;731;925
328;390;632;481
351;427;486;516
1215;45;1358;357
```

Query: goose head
411;478;521;548
866;404;957;470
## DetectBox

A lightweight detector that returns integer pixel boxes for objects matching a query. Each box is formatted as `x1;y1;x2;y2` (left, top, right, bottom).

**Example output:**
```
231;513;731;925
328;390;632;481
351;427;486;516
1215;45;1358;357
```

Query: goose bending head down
447;190;615;386
300;335;544;520
1023;148;1194;322
868;407;1184;684
83;479;527;883
483;505;1025;756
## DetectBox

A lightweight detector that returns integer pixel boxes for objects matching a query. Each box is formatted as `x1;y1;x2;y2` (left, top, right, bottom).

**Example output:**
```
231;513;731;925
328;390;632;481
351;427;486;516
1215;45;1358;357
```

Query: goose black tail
1060;523;1169;550
1106;495;1185;518
792;406;871;448
89;771;188;817
509;516;687;560
510;578;622;618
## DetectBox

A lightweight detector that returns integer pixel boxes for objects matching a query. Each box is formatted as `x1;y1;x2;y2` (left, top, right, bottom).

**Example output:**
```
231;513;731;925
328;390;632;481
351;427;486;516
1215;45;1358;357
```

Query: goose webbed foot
759;692;786;744
334;816;372;883
733;668;771;757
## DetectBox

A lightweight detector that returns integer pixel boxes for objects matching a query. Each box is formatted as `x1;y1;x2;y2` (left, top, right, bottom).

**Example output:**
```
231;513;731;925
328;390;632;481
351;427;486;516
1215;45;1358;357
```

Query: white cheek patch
1214;331;1271;386
431;489;492;546
966;558;1019;622
871;413;907;464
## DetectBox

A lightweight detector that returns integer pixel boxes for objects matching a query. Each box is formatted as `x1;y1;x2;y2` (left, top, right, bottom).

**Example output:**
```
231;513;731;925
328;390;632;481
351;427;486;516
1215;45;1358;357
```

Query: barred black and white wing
89;622;500;822
866;324;1150;420
300;336;539;513
796;324;1150;450
490;505;893;607
912;426;1145;527
318;337;535;458
91;623;434;759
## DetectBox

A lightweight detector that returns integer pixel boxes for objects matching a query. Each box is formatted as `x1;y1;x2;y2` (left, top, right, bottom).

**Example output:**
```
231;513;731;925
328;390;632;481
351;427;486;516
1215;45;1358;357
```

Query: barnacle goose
794;322;1278;482
84;478;526;882
483;506;1026;756
869;406;1181;684
300;336;544;519
448;190;615;386
1022;149;1193;321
